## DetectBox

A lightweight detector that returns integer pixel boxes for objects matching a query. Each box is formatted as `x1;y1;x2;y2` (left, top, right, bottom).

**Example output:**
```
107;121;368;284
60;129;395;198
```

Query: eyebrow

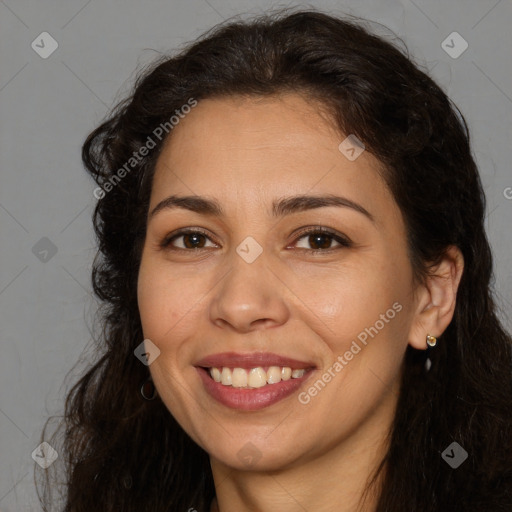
149;194;375;223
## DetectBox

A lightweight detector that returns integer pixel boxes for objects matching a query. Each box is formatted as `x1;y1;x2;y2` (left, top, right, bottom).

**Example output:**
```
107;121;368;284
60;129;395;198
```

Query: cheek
137;253;230;364
137;257;198;343
291;256;405;339
293;252;412;397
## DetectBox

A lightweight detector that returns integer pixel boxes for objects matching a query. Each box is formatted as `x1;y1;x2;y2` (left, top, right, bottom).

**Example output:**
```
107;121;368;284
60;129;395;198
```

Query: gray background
1;0;511;510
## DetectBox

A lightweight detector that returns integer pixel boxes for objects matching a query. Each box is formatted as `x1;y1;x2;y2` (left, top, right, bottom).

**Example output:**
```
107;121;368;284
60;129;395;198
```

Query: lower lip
196;367;313;411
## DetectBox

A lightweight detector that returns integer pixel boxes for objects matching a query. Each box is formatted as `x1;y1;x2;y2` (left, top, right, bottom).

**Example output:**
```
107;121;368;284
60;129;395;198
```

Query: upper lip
195;352;316;370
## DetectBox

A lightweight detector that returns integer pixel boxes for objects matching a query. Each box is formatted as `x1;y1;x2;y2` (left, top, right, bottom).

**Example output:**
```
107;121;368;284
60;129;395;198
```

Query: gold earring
426;334;437;347
424;334;437;373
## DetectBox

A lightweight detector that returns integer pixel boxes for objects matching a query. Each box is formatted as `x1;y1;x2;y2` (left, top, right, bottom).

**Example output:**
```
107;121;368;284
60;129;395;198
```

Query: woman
38;8;512;512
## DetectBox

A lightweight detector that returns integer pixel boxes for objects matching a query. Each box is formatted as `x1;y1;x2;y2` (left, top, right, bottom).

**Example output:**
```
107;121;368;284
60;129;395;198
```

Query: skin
137;93;464;512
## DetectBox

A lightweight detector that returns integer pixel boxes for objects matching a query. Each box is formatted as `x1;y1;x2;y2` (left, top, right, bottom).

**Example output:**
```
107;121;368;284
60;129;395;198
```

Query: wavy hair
38;8;512;511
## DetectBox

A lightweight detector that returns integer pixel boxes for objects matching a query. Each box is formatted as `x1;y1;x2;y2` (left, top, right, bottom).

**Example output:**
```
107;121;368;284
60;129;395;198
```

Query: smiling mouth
204;365;309;389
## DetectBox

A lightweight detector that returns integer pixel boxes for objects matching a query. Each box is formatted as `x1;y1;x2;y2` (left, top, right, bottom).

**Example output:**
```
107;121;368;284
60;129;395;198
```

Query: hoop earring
140;376;157;400
424;334;437;372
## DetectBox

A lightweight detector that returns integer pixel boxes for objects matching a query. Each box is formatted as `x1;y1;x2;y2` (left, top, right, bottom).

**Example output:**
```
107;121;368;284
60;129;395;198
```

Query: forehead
159;94;339;165
150;93;395;220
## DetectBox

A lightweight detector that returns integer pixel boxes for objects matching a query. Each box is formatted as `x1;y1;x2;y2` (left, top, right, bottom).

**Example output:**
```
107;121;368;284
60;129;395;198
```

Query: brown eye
293;227;352;252
307;233;334;250
181;232;207;249
160;226;352;253
161;229;216;250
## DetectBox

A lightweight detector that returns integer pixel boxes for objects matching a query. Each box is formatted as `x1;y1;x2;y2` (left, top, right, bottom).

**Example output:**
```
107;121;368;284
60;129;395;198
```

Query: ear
408;245;464;350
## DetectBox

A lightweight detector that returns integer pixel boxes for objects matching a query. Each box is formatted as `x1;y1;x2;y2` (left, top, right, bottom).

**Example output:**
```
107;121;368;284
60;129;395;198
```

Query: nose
209;251;290;333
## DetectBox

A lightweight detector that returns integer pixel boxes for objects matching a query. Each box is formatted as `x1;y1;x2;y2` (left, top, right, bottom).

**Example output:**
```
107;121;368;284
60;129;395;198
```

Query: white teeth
232;368;248;388
281;367;292;381
208;366;307;388
221;367;232;385
267;366;282;384
248;367;267;388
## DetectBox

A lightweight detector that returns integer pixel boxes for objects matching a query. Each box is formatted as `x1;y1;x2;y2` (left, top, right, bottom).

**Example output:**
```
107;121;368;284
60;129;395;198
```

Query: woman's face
137;93;420;471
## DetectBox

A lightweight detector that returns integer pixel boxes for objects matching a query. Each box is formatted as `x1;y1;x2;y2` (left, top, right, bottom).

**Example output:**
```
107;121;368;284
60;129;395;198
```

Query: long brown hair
38;8;512;511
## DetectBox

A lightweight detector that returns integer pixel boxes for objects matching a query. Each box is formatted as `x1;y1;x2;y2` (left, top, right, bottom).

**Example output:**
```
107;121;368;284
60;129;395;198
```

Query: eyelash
159;226;353;254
